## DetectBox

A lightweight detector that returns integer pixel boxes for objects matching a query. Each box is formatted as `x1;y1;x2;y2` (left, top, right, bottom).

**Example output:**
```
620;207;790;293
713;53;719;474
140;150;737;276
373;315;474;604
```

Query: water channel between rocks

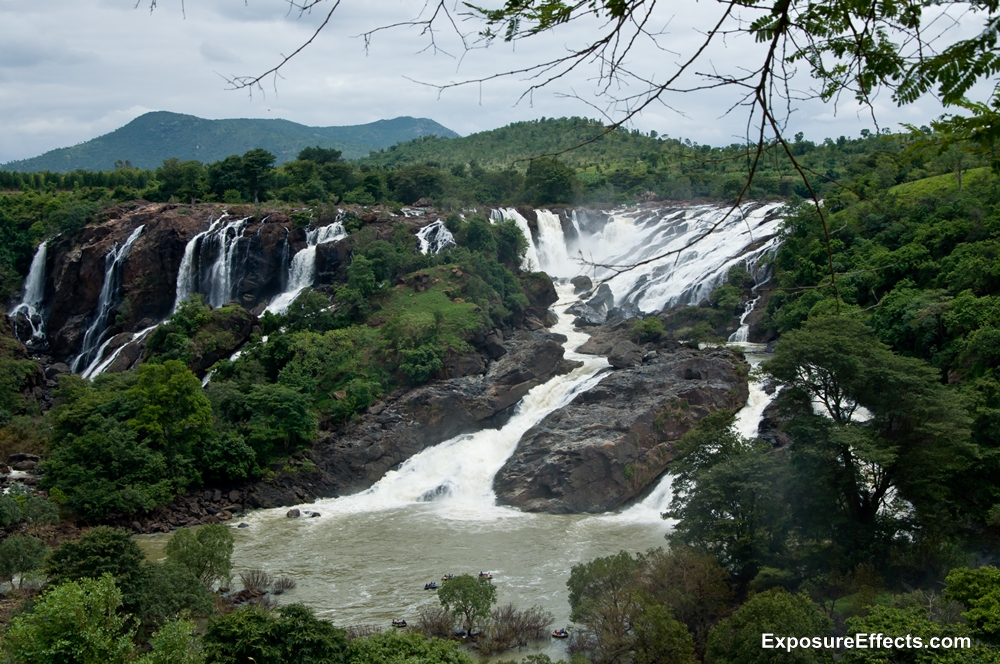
137;288;775;662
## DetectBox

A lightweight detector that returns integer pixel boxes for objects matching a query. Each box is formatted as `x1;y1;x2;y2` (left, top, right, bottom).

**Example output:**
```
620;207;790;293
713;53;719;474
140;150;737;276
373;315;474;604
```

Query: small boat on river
392;619;407;628
552;628;569;639
478;571;493;579
424;582;438;590
441;574;455;581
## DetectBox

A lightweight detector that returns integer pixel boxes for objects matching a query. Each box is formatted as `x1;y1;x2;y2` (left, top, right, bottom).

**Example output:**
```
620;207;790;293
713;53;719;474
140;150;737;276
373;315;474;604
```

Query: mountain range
2;111;460;172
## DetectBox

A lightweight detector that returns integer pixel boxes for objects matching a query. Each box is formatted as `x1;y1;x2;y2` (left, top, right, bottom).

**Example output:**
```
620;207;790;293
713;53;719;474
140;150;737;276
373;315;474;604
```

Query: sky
0;0;984;164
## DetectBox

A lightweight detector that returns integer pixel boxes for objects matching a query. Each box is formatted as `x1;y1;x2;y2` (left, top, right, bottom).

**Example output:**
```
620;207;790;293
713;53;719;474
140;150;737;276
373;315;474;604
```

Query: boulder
608;341;642;369
493;346;749;513
7;453;40;465
586;283;615;314
286;509;301;518
607;303;642;321
573;308;606;327
571;275;594;293
44;363;71;379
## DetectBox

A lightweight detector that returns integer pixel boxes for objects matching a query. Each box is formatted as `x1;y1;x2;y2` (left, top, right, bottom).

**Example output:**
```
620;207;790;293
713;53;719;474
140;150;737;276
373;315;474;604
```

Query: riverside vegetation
1;118;1000;661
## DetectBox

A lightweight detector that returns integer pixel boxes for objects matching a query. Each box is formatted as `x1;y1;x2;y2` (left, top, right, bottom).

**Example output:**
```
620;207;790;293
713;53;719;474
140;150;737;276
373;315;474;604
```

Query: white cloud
0;0;989;162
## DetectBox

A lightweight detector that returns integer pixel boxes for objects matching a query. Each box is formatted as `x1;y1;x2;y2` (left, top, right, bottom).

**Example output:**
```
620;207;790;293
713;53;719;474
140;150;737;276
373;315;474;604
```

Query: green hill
3;112;460;172
360;117;667;170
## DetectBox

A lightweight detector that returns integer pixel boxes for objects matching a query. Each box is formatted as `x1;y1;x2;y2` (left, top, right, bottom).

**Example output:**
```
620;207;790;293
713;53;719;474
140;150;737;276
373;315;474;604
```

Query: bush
630;317;665;342
0;535;47;589
437;574;497;635
0;493;22;527
165;524;235;589
203;604;348;664
45;526;149;612
413;604;456;639
137;561;216;629
477;603;553;655
347;630;472;664
2;574;136;664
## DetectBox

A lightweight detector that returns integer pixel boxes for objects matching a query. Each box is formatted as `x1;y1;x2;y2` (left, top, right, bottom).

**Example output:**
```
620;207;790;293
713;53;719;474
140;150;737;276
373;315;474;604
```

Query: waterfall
81;324;158;379
296;284;611;519
416;219;456;254
533;210;575;277
71;225;145;373
173;214;251;311
728;294;761;343
265;222;346;314
8;240;48;345
492;208;542;271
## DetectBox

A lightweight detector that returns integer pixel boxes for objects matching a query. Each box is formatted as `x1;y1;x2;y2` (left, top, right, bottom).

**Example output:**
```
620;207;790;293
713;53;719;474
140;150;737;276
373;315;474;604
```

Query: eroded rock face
243;331;582;504
493;346;749;513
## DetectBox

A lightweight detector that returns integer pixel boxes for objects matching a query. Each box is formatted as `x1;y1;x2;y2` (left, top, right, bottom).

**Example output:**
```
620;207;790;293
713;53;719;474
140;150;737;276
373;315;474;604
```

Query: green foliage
437;573;498;634
0;534;47;588
842;604;996;663
347;629;473;664
944;566;1000;644
164;524;235;589
705;589;833;664
137;561;216;629
137;619;205;664
202;603;348;664
0;493;23;528
2;574;137;664
44;527;149;612
630;317;665;342
41;360;224;517
524;157;579;205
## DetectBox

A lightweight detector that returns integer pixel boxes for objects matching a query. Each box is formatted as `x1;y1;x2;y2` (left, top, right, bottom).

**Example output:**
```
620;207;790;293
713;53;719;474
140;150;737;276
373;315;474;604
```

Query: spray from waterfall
71;226;145;373
265;222;346;314
8;240;48;345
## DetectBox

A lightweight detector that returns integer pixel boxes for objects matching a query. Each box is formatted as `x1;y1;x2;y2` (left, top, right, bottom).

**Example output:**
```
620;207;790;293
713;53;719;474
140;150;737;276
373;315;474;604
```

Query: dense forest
2;117;1000;662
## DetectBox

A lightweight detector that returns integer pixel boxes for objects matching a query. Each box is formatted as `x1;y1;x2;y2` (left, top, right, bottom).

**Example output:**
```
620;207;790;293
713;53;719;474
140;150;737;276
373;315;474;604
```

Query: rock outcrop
493;345;748;513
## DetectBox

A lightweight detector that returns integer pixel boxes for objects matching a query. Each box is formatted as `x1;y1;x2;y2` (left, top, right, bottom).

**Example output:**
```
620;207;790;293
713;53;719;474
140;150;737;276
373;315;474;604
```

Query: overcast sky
0;0;980;164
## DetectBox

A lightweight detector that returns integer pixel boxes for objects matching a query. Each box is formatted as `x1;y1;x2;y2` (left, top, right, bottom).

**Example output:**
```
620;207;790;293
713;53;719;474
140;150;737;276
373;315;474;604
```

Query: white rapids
265;222;347;314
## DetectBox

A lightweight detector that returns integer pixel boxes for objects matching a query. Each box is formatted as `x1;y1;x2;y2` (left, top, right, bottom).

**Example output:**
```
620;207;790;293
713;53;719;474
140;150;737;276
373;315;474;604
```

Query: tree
706;588;833;664
762;317;974;534
44;526;149;613
437;574;498;635
137;619;205;664
202;603;348;664
241;148;276;203
524;157;578;205
137;561;216;629
156;158;207;204
944;566;1000;645
0;534;47;589
347;630;472;664
2;574;137;664
164;523;235;589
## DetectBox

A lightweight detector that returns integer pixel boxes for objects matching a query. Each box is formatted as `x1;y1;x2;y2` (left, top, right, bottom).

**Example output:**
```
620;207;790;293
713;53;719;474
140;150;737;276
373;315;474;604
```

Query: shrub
240;568;273;593
2;574;136;664
0;535;47;589
165;524;235;589
45;526;149;612
203;604;348;664
413;604;456;639
477;603;553;655
630;317;665;342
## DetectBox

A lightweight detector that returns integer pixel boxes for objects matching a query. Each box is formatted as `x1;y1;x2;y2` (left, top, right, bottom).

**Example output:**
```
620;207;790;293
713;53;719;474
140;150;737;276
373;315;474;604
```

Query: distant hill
3;112;461;172
359;117;668;170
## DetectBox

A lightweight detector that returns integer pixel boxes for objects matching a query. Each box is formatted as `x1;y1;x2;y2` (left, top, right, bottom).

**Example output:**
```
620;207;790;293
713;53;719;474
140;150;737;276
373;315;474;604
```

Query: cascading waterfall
71;226;144;373
265;222;346;314
416;219;457;254
533;210;575;276
313;284;610;518
173;214;251;311
8;240;48;345
492;208;542;271
80;324;158;379
522;203;784;312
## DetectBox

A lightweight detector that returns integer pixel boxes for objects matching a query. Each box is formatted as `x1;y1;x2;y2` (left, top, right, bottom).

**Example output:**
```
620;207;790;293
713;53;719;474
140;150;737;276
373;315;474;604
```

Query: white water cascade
8;240;48;345
522;203;784;312
173;214;251;310
71;226;144;373
416;219;457;254
80;324;158;380
265;222;347;314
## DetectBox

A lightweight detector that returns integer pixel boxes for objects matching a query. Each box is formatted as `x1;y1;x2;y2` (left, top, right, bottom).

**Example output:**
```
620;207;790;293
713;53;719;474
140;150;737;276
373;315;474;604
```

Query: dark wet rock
7;453;40;466
237;522;250;528
494;346;749;513
44;363;71;379
607;303;642;321
608;341;643;369
484;332;507;359
283;330;583;499
586;283;615;314
571;276;594;293
572;307;606;327
286;509;301;518
757;398;793;448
